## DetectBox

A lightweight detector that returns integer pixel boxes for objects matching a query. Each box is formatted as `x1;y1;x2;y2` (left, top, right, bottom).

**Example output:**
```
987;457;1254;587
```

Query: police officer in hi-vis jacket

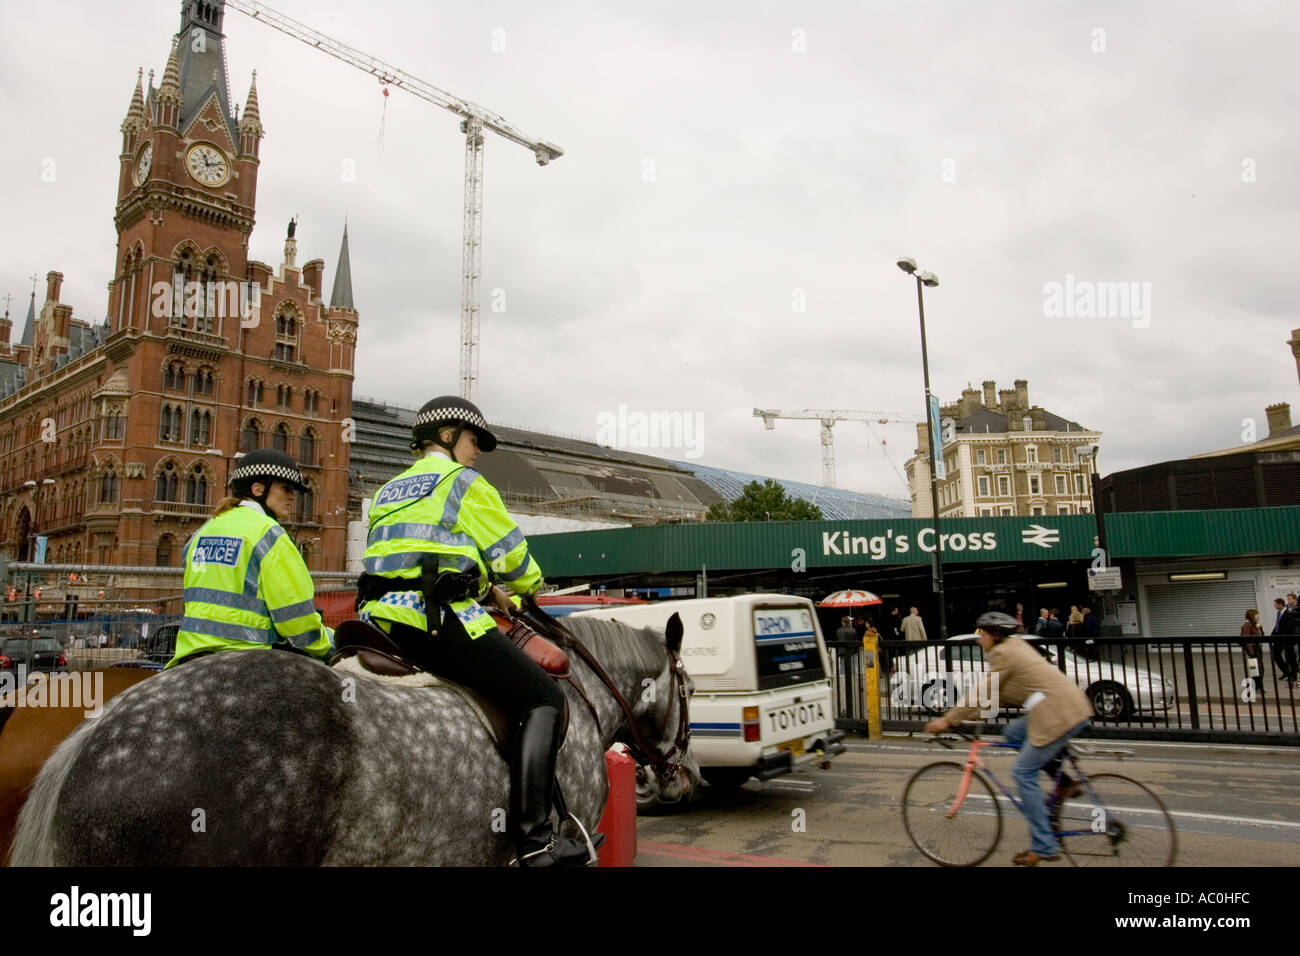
356;396;591;867
168;449;332;668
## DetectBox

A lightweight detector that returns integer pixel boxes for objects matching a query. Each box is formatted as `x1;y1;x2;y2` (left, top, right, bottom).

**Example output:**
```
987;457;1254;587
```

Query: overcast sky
2;0;1297;500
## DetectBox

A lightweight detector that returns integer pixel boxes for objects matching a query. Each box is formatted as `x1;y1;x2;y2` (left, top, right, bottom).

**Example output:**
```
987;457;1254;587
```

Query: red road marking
637;841;824;867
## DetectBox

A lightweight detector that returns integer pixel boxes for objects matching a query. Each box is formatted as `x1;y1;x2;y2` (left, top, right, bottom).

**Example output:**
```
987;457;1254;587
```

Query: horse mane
535;610;666;677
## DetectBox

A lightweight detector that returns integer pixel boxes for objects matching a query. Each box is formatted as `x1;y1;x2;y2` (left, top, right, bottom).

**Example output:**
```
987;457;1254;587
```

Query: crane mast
226;0;563;402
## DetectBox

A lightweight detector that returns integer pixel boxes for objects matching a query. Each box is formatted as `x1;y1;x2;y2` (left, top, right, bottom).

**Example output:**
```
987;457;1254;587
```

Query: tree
706;479;822;522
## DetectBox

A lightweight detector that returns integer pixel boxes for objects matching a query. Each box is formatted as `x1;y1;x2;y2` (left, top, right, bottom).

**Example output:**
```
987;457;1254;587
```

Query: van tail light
0;656;10;668
743;706;760;742
57;653;67;667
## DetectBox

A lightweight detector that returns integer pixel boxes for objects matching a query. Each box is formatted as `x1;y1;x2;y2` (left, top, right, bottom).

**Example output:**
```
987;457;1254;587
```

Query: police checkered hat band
415;406;491;432
413;396;498;451
229;450;308;492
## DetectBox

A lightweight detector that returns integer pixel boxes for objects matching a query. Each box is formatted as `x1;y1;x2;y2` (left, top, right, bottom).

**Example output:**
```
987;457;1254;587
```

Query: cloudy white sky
1;0;1297;500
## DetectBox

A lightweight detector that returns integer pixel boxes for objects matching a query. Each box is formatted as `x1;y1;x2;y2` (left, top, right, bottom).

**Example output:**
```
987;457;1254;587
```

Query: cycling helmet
974;611;1020;636
411;395;498;454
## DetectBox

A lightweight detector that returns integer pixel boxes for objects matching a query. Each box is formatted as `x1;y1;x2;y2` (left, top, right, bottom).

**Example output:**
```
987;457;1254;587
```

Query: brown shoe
1013;850;1061;866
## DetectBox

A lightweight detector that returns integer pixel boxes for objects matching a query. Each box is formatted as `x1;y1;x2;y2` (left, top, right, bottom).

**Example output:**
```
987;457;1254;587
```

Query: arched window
185;465;208;505
156;535;175;567
294;483;315;524
195;367;214;395
247;379;263;405
100;466;119;506
164;362;186;390
171;249;194;327
300;541;313;571
155;462;179;502
272;423;289;453
189;408;211;447
159;403;184;442
274;309;298;362
277;384;292;409
299;428;317;465
240;419;261;453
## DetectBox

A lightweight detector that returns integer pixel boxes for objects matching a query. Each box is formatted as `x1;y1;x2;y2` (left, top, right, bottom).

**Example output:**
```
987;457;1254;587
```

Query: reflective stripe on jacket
168;501;333;667
359;453;543;638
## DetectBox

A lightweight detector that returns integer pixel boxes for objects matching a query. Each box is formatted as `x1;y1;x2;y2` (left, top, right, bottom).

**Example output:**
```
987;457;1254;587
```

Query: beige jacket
901;615;928;642
943;637;1092;747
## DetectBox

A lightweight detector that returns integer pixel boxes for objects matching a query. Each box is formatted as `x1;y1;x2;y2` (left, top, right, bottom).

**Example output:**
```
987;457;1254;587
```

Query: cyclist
924;611;1092;866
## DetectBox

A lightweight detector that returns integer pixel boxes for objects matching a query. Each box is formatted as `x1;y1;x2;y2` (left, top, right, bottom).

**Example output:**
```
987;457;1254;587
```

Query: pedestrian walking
901;607;928;642
1270;597;1298;684
835;616;857;642
1241;609;1265;701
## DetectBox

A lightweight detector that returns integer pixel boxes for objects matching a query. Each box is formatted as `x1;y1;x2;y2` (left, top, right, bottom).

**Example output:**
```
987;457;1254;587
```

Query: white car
890;635;1177;721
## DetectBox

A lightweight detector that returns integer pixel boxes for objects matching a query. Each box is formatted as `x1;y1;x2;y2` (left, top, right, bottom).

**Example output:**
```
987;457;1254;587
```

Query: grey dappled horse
10;614;698;866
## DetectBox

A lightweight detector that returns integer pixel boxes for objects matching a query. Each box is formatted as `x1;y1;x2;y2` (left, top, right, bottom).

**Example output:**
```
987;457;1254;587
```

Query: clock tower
111;0;261;338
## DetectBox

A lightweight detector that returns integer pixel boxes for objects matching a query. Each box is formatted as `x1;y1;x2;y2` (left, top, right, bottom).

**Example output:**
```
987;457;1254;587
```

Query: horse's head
623;613;700;804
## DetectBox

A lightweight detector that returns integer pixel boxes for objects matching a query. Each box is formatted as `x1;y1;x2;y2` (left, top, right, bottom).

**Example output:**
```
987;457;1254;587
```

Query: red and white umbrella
817;589;882;608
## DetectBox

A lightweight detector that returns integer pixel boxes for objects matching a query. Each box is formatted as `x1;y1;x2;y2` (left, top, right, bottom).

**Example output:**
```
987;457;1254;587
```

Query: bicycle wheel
902;761;1002;866
1055;773;1176;867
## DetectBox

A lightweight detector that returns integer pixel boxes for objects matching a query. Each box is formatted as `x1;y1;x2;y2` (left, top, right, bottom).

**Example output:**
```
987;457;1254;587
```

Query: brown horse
0;668;156;863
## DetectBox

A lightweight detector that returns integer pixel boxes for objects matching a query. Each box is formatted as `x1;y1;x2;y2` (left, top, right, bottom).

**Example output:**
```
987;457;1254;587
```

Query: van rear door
752;604;826;690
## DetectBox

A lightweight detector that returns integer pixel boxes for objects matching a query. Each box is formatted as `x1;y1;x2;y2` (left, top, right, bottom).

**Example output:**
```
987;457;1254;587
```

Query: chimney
983;380;997;409
1014;378;1029;410
960;384;981;418
915;422;928;454
46;271;63;304
302;259;324;301
998;388;1017;414
1266;402;1292;437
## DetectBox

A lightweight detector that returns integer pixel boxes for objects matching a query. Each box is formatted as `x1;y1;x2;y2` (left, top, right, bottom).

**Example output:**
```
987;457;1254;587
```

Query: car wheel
1087;681;1133;721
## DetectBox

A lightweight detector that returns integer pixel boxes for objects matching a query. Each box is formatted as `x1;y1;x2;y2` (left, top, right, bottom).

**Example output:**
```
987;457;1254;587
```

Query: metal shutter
1142;580;1258;637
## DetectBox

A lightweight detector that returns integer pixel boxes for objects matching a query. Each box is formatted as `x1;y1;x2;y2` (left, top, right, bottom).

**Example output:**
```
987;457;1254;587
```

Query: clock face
133;143;153;186
185;143;230;187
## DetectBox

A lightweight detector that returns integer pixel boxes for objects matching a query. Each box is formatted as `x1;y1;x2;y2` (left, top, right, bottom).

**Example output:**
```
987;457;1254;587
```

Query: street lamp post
897;257;948;640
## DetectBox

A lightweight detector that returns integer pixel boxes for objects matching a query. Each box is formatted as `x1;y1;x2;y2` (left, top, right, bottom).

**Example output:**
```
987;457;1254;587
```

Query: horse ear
665;612;683;653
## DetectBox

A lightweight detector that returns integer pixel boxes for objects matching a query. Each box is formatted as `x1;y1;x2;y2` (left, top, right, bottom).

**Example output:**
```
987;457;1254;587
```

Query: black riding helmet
229;449;309;518
411;395;499;455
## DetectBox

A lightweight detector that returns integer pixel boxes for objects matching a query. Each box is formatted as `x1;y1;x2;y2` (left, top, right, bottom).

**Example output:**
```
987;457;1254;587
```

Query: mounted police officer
168;449;332;668
356;396;592;867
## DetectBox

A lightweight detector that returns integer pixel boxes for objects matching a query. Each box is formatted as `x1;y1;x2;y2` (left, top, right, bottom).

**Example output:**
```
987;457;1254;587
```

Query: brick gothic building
0;1;356;571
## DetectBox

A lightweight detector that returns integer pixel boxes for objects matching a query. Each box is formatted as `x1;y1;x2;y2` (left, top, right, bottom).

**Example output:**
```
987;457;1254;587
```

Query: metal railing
828;636;1300;746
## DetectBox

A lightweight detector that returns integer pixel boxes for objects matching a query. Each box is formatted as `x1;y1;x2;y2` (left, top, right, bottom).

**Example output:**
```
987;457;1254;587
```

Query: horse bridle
519;601;692;781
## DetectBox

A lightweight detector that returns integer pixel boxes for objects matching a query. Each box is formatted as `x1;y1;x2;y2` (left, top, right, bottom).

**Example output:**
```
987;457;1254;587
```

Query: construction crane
753;408;921;489
227;0;563;402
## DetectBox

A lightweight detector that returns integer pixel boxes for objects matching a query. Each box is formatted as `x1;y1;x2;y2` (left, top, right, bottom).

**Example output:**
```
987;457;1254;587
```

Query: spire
240;70;261;130
175;0;237;146
329;223;355;310
122;69;146;133
20;292;35;348
159;39;181;104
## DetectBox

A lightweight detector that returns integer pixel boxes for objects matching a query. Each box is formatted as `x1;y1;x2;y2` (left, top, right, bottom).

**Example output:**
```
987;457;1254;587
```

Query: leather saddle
330;614;573;757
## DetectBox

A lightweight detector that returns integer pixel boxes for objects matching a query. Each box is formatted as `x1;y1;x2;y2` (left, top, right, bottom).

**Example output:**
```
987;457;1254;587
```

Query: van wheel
702;768;754;791
1087;682;1133;721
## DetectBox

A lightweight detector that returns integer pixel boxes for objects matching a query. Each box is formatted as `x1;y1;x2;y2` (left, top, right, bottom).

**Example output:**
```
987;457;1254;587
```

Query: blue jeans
1003;715;1091;857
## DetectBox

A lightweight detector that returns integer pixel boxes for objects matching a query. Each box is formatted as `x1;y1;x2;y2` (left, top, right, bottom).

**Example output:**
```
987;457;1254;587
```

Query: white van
576;594;847;803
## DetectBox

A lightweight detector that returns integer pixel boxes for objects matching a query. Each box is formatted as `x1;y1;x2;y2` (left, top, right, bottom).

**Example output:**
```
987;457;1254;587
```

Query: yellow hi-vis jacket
167;501;333;667
359;451;543;639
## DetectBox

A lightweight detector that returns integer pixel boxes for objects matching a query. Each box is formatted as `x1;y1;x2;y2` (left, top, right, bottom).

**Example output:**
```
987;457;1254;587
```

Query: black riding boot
511;705;595;867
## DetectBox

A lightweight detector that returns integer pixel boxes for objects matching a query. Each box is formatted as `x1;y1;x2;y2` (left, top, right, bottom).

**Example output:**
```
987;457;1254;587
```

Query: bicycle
901;728;1176;866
